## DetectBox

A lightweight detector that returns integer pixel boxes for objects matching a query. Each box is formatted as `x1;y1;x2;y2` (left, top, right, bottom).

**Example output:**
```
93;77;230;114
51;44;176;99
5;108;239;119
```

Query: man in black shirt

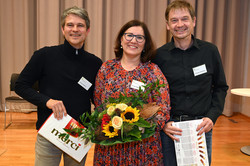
152;1;228;165
15;6;102;166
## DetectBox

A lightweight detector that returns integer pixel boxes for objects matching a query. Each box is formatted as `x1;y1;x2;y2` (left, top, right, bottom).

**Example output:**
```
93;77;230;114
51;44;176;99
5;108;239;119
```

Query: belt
171;115;202;121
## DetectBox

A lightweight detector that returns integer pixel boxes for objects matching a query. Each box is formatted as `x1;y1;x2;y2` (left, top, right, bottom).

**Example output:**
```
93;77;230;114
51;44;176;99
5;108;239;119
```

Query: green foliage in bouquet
60;80;164;146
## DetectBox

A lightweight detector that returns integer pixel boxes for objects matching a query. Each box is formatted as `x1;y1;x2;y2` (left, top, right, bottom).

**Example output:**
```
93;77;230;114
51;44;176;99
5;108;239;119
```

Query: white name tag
78;77;92;90
131;80;145;91
192;64;207;76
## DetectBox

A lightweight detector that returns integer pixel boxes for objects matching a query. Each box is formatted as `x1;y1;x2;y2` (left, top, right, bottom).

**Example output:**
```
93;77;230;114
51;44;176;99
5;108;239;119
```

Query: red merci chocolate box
64;118;85;137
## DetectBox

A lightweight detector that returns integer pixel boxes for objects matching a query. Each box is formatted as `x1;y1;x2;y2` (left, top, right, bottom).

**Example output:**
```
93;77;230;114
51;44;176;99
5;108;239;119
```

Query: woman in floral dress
93;20;171;166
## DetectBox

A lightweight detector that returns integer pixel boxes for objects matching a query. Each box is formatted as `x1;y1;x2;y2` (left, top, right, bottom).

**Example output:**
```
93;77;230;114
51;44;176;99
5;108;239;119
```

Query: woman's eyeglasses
123;33;145;43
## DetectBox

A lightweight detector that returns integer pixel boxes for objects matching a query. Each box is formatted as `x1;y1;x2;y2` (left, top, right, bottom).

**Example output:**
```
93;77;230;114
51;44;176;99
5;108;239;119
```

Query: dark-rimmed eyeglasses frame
123;33;145;43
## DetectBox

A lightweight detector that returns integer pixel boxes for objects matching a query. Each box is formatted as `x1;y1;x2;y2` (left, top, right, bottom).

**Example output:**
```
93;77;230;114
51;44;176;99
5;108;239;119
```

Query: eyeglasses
123;33;145;43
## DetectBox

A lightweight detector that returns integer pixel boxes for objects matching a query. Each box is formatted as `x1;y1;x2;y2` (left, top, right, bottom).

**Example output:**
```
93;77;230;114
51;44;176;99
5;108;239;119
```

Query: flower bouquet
60;80;164;146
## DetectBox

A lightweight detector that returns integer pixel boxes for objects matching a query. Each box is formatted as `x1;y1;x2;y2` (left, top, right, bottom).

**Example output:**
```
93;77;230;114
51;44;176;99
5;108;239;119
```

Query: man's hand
163;121;182;141
46;99;67;120
196;117;214;135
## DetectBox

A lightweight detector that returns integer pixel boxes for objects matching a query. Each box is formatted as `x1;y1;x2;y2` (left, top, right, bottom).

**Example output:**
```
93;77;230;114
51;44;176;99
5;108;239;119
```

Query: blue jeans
160;129;212;166
35;134;87;166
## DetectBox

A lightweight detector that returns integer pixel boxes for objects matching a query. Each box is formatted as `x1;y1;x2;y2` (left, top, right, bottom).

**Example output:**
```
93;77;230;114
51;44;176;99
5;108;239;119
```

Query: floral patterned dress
93;59;171;166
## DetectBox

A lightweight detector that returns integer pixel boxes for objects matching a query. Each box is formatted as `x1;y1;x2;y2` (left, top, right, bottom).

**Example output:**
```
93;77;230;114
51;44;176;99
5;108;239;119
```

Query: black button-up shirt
152;36;228;124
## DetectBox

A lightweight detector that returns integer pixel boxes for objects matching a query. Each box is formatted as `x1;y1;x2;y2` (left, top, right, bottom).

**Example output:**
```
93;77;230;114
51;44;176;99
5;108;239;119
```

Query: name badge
192;64;207;76
78;77;92;90
131;80;145;91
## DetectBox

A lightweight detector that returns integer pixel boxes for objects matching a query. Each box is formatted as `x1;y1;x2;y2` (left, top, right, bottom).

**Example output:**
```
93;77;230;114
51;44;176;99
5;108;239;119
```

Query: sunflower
121;106;140;123
102;121;119;138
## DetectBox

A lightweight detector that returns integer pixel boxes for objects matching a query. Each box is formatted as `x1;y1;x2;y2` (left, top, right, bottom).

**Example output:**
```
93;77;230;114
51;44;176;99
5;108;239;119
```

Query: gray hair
61;6;90;29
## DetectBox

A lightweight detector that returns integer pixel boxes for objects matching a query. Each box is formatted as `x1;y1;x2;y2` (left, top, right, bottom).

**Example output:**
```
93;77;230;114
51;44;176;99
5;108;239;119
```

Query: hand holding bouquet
61;80;164;146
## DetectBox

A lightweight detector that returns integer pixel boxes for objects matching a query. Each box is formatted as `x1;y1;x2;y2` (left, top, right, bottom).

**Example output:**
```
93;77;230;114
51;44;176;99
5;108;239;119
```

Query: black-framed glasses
123;33;145;43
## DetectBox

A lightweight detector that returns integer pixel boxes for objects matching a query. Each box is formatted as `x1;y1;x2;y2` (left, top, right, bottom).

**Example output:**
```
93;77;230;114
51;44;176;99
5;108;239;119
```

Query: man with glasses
152;1;228;165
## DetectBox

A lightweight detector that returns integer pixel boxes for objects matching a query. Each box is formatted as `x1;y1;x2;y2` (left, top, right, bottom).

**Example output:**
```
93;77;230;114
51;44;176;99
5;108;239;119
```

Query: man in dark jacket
15;6;102;166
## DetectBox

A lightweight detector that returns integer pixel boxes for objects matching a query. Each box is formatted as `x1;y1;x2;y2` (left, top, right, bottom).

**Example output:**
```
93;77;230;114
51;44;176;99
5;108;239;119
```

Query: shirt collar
63;39;85;56
168;35;200;51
